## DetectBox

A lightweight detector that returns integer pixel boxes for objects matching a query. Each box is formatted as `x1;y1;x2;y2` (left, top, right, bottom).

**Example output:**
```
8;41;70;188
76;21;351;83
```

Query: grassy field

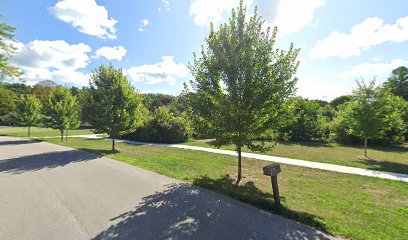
0;126;94;138
185;140;408;174
35;137;408;240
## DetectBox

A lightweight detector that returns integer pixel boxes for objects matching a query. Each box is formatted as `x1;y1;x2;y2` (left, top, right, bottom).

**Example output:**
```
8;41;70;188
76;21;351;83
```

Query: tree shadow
192;175;330;232
0;150;101;174
77;147;120;156
277;141;335;149
0;139;41;146
93;182;334;240
358;158;408;175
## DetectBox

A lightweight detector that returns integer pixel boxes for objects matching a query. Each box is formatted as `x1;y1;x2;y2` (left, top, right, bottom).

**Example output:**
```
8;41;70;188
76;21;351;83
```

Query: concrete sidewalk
0;136;339;240
109;138;408;183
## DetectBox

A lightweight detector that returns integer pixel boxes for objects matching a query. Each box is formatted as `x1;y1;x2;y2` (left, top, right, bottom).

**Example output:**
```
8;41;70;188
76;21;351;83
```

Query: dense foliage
122;107;190;143
43;86;80;142
82;64;146;150
187;1;299;181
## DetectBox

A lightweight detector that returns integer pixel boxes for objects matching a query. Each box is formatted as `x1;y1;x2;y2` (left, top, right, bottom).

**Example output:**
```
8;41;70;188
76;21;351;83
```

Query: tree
13;95;42;137
330;95;352;109
338;79;405;157
0;86;18;116
278;98;326;141
0;16;22;80
82;64;146;151
383;66;408;101
43;86;80;142
188;1;299;182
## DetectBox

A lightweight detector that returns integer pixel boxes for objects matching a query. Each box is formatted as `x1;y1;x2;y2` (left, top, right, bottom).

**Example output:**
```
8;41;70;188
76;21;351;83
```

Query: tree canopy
13;94;42;137
187;1;299;181
0;16;22;80
43;86;80;142
82;64;146;150
383;66;408;101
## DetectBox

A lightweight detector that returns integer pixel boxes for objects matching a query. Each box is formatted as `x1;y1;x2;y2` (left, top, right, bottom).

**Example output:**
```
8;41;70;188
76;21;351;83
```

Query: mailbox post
263;164;281;205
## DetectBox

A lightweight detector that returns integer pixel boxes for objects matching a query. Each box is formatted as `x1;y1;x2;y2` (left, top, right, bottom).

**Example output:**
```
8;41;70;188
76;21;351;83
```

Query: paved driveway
0;136;339;240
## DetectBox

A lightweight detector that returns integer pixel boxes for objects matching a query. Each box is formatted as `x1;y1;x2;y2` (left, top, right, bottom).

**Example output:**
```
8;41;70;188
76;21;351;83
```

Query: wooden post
263;163;281;205
271;175;280;205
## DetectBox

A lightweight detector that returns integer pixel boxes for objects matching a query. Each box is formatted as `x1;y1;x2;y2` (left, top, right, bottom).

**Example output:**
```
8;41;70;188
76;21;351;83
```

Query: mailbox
263;163;281;205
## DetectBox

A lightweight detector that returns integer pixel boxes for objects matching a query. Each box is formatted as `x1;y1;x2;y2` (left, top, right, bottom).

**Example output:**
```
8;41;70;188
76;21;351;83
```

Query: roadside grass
185;140;408;174
40;137;408;240
0;127;95;138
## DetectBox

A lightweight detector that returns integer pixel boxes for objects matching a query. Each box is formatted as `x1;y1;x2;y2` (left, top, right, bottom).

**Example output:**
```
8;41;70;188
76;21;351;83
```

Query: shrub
122;107;190;143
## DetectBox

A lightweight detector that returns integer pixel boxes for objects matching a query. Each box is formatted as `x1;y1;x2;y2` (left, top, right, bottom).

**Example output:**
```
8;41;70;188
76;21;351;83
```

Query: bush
122;107;190;143
277;97;327;141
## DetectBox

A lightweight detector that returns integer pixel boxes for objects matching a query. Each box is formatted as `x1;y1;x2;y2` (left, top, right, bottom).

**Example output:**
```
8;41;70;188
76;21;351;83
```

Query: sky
1;0;408;100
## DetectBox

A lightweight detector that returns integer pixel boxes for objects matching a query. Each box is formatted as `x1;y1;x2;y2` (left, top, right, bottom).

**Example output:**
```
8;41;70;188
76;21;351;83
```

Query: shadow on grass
77;147;119;156
192;175;329;233
93;182;333;240
358;158;408;174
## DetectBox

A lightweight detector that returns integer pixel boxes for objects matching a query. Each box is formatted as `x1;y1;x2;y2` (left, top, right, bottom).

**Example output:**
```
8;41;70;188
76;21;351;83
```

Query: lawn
185;140;408;174
0;126;95;138
39;137;408;240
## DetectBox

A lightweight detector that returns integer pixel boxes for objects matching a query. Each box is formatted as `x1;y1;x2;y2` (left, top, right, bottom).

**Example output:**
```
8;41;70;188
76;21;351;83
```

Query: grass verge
40;137;408;240
184;140;408;174
0;126;95;138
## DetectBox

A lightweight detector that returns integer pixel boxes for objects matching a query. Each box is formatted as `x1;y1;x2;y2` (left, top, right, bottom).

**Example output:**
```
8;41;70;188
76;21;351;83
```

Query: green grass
184;140;408;174
0;126;95;138
39;137;408;240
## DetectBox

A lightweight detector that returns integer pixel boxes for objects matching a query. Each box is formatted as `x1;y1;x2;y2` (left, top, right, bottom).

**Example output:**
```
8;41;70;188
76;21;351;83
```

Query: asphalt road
0;136;340;240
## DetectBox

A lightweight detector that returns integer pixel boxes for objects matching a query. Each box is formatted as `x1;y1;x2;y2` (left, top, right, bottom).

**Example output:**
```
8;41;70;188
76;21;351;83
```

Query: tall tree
188;1;299;182
43;86;80;142
0;86;18;115
0;16;22;80
338;79;405;157
82;64;146;151
13;95;42;137
383;66;408;101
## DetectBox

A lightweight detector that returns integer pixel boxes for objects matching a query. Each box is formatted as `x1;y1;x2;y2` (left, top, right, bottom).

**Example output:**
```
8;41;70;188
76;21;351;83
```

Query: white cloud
138;19;150;32
310;16;408;60
340;59;407;80
49;0;117;39
126;56;189;85
189;0;324;35
158;0;171;12
95;46;126;61
10;40;91;85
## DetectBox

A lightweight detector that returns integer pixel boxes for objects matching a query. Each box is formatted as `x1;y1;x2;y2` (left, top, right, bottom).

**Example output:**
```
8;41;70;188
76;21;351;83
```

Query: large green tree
82;64;146;151
43;86;80;142
0;86;18;116
278;98;326;141
188;1;299;182
0;16;22;80
383;66;408;101
13;95;42;137
337;79;406;157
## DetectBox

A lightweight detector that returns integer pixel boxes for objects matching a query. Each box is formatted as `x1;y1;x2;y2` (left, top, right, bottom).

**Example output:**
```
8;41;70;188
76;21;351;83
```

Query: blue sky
1;0;408;100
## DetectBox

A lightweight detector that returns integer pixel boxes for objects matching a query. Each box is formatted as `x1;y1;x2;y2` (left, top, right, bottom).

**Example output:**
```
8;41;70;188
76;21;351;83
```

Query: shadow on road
0;150;100;174
93;182;333;240
0;139;40;146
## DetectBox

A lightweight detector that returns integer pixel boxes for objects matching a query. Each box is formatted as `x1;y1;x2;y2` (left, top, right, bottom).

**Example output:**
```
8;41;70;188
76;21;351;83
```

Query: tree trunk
237;145;242;183
364;137;368;158
60;130;64;143
28;126;30;137
112;137;115;151
65;129;68;143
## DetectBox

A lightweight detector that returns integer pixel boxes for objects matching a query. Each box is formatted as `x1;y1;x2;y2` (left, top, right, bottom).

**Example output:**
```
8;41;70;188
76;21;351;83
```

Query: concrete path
0;136;339;240
109;138;408;183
